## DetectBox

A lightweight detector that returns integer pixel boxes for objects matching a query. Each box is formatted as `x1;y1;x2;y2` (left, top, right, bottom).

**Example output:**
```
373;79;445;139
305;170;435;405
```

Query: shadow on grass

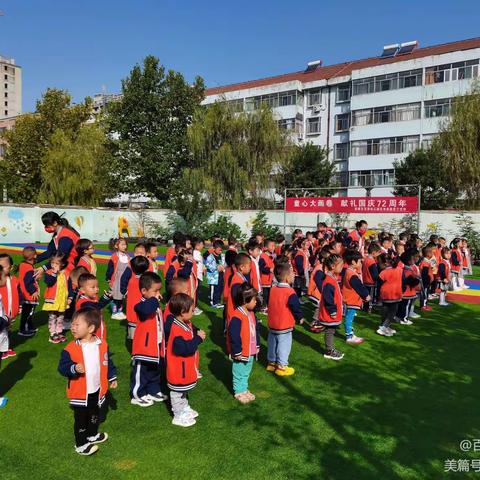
0;350;37;396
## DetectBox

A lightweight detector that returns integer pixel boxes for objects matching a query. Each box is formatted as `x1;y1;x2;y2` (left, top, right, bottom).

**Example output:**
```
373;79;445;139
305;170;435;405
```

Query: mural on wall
8;209;33;234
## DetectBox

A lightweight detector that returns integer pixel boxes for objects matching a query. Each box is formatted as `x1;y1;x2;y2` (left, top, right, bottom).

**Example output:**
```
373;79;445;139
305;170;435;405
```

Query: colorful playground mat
0;243;166;266
446;279;480;305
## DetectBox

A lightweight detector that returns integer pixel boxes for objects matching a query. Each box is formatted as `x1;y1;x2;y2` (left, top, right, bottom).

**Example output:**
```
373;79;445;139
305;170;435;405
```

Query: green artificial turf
0;254;479;480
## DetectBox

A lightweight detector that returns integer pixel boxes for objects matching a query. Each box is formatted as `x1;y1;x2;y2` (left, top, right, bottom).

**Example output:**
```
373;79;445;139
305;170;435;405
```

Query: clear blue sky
1;0;479;113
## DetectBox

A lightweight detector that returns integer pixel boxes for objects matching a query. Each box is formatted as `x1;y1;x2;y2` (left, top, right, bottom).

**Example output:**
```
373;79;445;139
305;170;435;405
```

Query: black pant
381;302;399;328
324;326;337;351
20;303;36;332
262;287;271;309
210;272;224;305
73;390;100;447
397;298;414;321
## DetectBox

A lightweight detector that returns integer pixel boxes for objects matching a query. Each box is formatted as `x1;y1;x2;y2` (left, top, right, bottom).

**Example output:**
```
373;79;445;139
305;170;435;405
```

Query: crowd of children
0;216;474;454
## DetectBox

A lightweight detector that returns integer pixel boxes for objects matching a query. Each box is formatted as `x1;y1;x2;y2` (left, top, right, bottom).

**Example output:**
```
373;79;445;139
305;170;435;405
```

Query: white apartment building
0;55;21;120
203;37;480;196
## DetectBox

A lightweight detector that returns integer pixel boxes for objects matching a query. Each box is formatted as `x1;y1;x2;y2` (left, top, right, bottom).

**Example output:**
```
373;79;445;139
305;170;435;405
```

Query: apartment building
203;37;480;196
0;55;21;120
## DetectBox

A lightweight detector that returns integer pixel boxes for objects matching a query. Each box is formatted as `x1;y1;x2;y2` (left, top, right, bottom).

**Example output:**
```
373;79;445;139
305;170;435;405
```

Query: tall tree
0;89;92;202
107;56;205;203
186;101;290;209
278;143;335;195
38;125;113;206
436;83;480;208
393;147;456;209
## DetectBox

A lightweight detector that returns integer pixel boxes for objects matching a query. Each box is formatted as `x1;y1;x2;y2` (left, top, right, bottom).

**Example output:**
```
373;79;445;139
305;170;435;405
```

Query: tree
436;82;480;209
278;143;335;195
393;147;456;209
250;211;281;239
107;56;205;203
185;101;290;209
0;89;92;202
37;125;113;206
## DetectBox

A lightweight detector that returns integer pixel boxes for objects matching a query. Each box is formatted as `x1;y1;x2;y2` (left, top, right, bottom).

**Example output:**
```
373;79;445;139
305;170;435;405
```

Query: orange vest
163;246;176;276
259;252;274;287
362;255;377;286
450;248;462;273
439;258;451;281
226;272;248;322
44;269;69;305
342;267;364;309
267;285;296;332
132;300;164;362
64;339;110;406
174;261;197;303
293;250;309;276
0;276;20;318
18;262;39;303
420;259;434;284
403;266;418;299
379;267;403;302
166;319;199;391
223;265;235;301
77;256;95;273
227;306;258;361
55;227;80;272
308;263;324;301
319;273;343;325
126;274;142;328
249;257;261;291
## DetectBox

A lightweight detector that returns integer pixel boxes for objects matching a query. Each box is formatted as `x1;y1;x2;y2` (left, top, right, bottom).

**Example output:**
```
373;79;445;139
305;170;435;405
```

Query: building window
351;136;420;156
425;59;479;84
352;68;422;95
337;85;350;103
307;117;320;134
225;98;244;113
352;102;421;126
349;169;395;187
307;89;321;106
335;113;350;132
4;93;7;98
4;101;7;107
245;90;300;112
4;111;7;116
333;172;348;188
334;143;349;160
278;117;303;136
424;98;452;118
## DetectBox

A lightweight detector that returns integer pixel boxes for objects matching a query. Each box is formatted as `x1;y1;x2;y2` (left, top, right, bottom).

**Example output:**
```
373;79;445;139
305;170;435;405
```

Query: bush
250;211;281;239
455;212;480;262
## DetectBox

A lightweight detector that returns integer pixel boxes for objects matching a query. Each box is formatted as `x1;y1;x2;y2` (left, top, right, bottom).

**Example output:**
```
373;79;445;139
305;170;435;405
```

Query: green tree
38;125;113;206
393;147;456;209
107;56;205;203
186;101;290;209
0;89;92;202
436;82;480;209
250;210;281;239
278;143;335;195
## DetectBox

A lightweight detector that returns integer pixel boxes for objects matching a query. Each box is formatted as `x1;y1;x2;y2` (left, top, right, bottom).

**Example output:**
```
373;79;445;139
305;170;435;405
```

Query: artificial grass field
1;247;479;480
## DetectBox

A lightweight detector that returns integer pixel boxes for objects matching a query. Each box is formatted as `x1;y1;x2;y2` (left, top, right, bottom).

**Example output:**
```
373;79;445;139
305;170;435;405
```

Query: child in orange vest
76;273;112;341
397;249;421;325
145;242;159;273
449;238;463;291
318;255;344;360
58;308;117;455
0;254;20;359
164;278;189;344
18;247;40;337
106;237;129;320
43;253;70;344
163;232;187;277
342;250;370;345
228;283;259;404
419;246;434;312
167;293;205;427
438;247;452;307
377;255;403;337
275;234;286;257
120;255;150;343
293;238;311;303
362;242;382;313
266;263;304;376
131;272;167;407
74;239;97;275
226;253;252;326
259;238;276;312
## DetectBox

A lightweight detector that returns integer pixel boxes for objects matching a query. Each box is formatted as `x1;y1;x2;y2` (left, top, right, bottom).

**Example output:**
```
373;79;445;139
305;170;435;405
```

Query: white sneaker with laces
172;413;196;427
131;397;154;407
145;393;168;402
184;405;199;419
376;327;393;337
193;307;203;316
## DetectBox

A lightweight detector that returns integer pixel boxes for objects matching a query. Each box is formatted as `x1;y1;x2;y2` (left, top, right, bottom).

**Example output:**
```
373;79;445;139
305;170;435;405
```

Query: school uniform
267;283;302;367
163;246;176;277
362;255;379;310
76;293;111;341
378;266;404;328
259;252;275;309
293;250;309;298
130;297;165;400
37;226;80;273
342;267;369;339
121;268;142;340
77;256;97;276
308;263;325;306
450;248;462;289
18;262;39;333
166;317;203;416
318;272;343;352
397;265;420;321
58;337;116;448
419;258;434;308
228;306;260;395
226;272;249;325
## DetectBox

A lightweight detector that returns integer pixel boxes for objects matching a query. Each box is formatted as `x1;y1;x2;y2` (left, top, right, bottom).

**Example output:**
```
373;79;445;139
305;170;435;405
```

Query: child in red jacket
167;293;205;427
266;263;304;376
58;308;117;455
259;239;276;312
318;255;344;361
228;283;260;404
131;272;167;408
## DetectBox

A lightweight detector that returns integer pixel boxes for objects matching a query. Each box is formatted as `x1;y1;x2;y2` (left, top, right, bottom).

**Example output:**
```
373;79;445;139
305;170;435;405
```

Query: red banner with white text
285;197;418;214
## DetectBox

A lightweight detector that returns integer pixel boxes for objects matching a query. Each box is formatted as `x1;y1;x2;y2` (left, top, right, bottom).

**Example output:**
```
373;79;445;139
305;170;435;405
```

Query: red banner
285;196;418;214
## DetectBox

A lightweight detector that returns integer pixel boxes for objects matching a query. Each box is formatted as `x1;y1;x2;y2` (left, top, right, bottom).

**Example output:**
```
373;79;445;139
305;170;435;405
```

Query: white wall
0;204;477;244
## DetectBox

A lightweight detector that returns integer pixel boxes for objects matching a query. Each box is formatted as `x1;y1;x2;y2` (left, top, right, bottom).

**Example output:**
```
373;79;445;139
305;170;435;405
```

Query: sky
1;0;480;113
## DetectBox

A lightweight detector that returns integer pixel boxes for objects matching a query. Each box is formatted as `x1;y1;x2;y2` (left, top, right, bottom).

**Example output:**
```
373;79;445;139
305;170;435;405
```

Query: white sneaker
346;335;364;344
193;307;203;316
172;413;196;427
376;327;393;337
400;319;413;325
131;397;154;407
145;393;168;402
116;312;127;320
439;302;450;307
386;327;397;335
111;312;123;320
75;443;99;455
409;312;421;319
184;405;199;419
